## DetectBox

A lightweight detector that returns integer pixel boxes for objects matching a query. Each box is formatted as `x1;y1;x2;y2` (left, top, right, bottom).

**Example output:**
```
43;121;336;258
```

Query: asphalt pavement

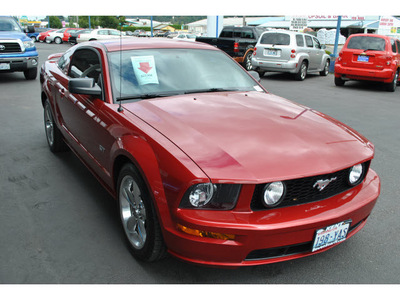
0;42;399;287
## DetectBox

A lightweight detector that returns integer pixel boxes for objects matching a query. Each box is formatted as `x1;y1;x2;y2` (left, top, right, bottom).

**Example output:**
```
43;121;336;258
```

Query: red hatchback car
40;39;380;267
335;33;400;91
63;28;83;42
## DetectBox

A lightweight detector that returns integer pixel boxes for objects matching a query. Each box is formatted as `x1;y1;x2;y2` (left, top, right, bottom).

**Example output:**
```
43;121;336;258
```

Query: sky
4;0;400;18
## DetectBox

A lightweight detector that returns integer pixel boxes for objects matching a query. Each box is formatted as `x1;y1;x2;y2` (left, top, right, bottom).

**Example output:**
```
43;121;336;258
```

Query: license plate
357;55;369;62
265;49;277;56
312;220;351;252
0;63;10;70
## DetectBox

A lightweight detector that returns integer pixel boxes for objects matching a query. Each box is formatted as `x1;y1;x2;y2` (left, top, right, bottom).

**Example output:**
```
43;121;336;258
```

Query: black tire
295;61;307;81
258;71;266;77
334;76;345;86
320;59;330;76
24;67;37;80
44;100;68;153
385;70;398;92
243;51;254;71
54;37;62;44
117;163;167;262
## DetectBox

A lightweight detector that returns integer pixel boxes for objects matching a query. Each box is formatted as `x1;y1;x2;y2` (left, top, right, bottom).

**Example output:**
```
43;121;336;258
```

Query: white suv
252;30;331;80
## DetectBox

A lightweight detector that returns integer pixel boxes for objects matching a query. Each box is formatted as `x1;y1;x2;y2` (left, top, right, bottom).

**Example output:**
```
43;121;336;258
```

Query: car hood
0;31;29;41
123;91;374;182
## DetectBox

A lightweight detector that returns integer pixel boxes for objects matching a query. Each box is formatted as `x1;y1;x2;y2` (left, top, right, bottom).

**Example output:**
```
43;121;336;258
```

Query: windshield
108;48;262;101
0;17;23;32
347;36;386;51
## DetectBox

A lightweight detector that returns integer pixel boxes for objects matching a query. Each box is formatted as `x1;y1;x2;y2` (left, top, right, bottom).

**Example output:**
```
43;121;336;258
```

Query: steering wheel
80;64;101;78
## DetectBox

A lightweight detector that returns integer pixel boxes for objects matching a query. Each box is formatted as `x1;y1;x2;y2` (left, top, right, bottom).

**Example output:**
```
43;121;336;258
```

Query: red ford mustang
40;38;380;267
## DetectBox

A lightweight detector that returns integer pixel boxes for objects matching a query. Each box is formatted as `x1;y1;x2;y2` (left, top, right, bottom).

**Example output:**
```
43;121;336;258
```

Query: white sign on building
290;16;308;32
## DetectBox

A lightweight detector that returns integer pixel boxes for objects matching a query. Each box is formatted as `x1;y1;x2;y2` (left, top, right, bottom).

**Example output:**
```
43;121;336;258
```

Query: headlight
262;181;285;207
189;183;215;207
23;40;35;50
180;183;241;210
348;164;364;185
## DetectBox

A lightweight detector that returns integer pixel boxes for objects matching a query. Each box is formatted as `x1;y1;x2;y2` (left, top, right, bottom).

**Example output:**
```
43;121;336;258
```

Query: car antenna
117;16;124;113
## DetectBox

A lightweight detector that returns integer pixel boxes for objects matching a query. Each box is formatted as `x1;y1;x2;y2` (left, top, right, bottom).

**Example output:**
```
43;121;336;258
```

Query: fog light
177;224;235;240
31;59;38;66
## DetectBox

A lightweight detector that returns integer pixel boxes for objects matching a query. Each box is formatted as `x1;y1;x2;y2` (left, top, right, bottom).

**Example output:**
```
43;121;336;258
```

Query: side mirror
248;70;261;82
27;25;35;33
321;45;327;50
69;78;102;97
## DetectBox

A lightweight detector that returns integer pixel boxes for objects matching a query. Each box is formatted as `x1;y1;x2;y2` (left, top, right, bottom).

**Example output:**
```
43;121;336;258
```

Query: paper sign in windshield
131;56;159;85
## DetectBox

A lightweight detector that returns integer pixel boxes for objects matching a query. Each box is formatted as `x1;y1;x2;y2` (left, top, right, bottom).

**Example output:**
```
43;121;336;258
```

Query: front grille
251;161;370;211
0;42;22;53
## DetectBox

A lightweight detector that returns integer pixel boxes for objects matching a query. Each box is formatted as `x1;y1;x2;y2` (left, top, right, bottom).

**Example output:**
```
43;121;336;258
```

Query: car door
312;37;326;70
59;48;116;182
304;35;319;70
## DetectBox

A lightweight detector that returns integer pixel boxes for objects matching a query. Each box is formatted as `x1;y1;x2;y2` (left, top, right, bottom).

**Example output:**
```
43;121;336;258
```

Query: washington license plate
312;220;351;252
0;63;10;70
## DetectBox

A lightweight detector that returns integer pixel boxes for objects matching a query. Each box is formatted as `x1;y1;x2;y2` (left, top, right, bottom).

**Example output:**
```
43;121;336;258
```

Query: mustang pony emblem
313;177;337;191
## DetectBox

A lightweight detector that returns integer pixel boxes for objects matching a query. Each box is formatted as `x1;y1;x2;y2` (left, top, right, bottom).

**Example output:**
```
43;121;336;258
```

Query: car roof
88;38;218;52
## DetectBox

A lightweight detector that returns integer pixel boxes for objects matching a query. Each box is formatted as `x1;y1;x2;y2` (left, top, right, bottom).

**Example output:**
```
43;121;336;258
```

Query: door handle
58;88;66;97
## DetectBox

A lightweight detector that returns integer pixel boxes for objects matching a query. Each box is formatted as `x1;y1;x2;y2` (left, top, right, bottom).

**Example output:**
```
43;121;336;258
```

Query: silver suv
252;30;330;80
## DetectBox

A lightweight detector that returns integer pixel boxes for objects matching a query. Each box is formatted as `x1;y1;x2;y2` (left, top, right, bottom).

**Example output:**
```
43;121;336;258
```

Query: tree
49;16;62;29
99;16;119;29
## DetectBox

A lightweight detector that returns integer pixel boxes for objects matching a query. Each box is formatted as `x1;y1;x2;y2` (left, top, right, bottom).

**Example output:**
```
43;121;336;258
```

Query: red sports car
40;39;380;267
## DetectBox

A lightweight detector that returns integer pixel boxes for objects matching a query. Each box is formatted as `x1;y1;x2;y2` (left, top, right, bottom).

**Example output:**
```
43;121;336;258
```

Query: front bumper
163;169;380;267
335;63;394;83
0;50;39;72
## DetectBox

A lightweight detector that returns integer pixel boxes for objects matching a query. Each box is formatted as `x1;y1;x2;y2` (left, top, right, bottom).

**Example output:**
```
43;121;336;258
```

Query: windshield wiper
116;92;180;101
184;88;240;95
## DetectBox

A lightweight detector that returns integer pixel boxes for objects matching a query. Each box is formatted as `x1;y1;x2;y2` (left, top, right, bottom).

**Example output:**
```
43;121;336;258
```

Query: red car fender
110;134;206;232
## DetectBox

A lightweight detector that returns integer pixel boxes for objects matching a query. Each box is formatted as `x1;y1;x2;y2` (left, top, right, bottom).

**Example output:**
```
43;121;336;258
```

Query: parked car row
33;26;400;92
251;30;400;91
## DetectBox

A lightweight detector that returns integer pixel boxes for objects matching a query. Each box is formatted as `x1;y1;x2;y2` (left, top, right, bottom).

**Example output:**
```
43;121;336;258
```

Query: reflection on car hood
123;91;374;182
0;31;29;41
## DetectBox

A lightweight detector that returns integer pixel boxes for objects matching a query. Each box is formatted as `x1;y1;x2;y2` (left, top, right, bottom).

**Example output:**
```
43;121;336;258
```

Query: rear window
347;36;386;51
260;33;290;45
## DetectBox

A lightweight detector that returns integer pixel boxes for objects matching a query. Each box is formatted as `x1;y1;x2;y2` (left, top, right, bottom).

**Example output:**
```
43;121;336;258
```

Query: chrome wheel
245;52;253;71
295;61;308;81
320;60;329;76
44;104;54;147
119;175;147;250
300;63;307;80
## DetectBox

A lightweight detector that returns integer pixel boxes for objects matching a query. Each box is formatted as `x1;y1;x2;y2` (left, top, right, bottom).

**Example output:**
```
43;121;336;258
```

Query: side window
68;49;101;83
296;34;304;47
313;37;322;49
391;39;397;53
396;40;400;53
241;30;254;39
58;49;73;71
98;30;107;35
305;36;313;48
220;30;233;38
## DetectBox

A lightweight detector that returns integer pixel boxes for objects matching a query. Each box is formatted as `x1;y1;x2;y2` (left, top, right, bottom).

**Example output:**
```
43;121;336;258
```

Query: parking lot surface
0;42;399;284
